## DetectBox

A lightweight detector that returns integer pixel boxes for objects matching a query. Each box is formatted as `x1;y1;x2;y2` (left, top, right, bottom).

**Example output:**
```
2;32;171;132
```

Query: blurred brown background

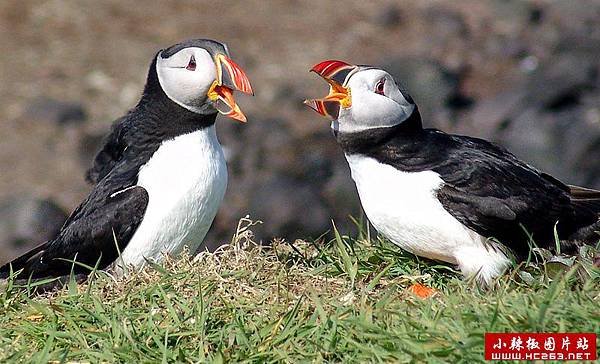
2;0;600;261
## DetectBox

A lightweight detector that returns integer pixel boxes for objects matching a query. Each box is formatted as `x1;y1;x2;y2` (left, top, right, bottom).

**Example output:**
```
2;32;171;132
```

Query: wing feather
0;186;148;279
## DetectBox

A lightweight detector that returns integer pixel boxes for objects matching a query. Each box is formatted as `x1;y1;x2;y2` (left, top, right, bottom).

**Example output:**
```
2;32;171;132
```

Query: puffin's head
304;60;417;133
156;39;253;122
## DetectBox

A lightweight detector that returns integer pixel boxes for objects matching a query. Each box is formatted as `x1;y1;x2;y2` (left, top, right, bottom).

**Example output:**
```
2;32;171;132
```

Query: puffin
0;39;253;280
305;60;600;286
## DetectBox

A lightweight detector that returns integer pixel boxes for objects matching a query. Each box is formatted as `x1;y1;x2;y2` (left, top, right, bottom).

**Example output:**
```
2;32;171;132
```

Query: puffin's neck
134;55;219;142
337;108;424;156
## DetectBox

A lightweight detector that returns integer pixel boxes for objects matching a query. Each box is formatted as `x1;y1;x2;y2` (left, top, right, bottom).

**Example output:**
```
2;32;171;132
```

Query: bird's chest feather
345;154;483;262
121;127;227;266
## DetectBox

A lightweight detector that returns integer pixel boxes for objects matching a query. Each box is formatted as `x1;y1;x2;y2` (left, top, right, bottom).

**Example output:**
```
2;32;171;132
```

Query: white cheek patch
335;89;414;134
333;69;415;134
156;48;217;113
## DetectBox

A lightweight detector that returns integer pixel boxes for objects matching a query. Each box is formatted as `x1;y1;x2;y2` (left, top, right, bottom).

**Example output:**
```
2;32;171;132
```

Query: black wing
0;185;148;279
431;134;594;257
86;116;129;184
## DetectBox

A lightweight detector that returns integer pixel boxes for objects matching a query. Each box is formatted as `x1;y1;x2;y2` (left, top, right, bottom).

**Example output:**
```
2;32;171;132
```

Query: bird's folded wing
435;169;572;257
437;185;520;222
431;137;577;256
85;116;128;185
0;185;148;279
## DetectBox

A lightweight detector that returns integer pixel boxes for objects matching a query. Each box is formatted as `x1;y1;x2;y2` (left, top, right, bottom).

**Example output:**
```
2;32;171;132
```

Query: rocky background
2;0;600;262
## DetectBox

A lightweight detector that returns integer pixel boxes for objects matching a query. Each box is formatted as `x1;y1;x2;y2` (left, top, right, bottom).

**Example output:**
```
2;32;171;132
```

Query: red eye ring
186;55;196;71
375;78;386;95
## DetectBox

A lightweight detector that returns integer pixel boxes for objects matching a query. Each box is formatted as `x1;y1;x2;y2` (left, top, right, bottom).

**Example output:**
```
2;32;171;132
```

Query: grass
0;217;599;363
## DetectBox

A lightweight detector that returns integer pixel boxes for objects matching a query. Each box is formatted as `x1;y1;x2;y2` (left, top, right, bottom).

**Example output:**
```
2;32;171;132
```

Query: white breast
345;154;510;284
118;125;227;269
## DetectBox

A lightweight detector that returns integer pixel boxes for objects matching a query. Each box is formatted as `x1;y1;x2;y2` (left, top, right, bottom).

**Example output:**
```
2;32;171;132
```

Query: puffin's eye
186;55;196;71
375;78;386;95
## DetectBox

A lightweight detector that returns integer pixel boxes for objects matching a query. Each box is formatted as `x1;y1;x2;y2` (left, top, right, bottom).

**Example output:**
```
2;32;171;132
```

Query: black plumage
338;108;600;259
1;43;218;280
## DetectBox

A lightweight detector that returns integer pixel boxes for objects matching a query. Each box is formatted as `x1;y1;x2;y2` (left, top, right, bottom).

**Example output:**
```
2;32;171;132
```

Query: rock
208;166;359;247
252;120;297;174
525;52;597;109
211;118;358;243
299;146;334;184
223;119;350;242
491;0;531;29
249;175;330;240
322;161;361;219
422;6;468;40
497;108;562;175
464;88;528;140
271;83;308;111
78;129;108;172
25;97;87;125
460;47;600;181
445;91;475;111
0;195;68;264
528;5;544;25
380;57;460;123
374;4;403;28
497;101;600;188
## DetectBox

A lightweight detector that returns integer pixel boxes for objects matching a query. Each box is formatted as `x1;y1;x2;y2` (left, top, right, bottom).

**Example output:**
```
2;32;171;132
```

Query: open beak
207;54;254;122
304;60;356;119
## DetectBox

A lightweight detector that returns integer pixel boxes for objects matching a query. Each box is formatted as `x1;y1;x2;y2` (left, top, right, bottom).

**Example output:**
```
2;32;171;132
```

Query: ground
1;219;598;362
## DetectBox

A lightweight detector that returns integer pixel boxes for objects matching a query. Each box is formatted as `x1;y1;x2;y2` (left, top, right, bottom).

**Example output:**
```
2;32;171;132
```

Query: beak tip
303;99;320;114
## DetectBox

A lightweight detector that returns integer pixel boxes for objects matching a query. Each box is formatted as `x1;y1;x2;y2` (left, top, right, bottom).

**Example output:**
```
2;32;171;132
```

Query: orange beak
207;54;254;122
304;60;356;119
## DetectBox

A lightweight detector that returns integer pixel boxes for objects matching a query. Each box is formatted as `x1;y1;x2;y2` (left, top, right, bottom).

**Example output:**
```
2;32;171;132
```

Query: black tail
570;185;600;215
1;241;93;294
567;185;600;246
0;242;47;279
